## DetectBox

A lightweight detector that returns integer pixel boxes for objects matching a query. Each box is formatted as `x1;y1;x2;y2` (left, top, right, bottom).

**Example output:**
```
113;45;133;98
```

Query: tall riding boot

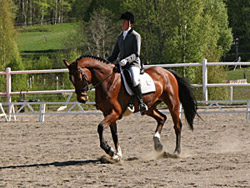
134;84;148;114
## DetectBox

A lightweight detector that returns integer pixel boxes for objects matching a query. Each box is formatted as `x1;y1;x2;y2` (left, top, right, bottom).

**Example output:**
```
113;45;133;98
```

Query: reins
78;66;114;92
91;72;114;90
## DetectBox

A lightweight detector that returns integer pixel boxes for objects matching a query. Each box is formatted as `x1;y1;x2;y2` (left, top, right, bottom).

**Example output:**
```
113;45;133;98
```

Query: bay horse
63;55;198;160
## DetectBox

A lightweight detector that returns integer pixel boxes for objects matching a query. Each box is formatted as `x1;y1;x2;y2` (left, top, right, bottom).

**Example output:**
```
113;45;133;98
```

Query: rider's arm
124;54;137;63
124;33;141;64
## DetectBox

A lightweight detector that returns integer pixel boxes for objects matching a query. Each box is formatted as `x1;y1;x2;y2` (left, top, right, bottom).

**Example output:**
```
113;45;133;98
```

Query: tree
123;0;232;64
0;0;26;92
13;0;75;26
82;8;120;57
0;0;20;69
122;0;170;64
226;0;250;61
80;0;123;22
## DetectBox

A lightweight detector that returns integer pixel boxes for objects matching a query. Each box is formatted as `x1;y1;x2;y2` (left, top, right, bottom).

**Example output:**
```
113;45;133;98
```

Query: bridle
75;67;114;95
74;68;89;95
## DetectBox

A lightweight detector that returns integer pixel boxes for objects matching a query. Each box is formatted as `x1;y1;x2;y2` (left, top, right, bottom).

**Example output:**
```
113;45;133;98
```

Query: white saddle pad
120;67;156;96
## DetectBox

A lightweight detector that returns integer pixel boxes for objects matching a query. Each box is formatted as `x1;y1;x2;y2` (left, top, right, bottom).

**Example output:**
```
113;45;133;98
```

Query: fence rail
0;59;250;121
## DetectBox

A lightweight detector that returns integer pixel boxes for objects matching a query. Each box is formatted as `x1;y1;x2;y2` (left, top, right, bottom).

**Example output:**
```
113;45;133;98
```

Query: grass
226;67;250;100
16;23;78;51
226;67;250;82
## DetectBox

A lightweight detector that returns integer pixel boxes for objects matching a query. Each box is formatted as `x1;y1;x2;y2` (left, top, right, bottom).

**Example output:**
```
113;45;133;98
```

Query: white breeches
129;66;140;86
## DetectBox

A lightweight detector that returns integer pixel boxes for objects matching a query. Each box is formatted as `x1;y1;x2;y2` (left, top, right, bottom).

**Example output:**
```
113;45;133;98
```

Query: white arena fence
0;59;249;122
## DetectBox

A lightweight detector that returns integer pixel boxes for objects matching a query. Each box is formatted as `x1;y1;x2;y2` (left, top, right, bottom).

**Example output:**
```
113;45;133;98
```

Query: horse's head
63;60;91;103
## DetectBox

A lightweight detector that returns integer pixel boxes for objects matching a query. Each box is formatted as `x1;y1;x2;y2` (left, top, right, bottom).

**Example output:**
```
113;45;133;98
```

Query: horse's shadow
0;159;100;170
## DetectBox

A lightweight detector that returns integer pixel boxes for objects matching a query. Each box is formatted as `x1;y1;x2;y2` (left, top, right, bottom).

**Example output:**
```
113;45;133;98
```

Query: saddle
120;66;156;96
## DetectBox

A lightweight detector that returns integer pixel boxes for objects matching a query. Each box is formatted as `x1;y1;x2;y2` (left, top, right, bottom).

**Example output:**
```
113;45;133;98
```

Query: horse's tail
169;70;198;130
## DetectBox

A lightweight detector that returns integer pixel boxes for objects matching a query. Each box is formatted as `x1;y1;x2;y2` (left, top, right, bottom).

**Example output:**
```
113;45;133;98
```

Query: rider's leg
129;66;148;114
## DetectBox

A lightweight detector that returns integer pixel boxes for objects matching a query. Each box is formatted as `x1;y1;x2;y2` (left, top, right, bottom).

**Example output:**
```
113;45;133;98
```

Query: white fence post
6;67;11;104
230;86;233;101
202;59;208;101
39;104;46;122
6;67;12;118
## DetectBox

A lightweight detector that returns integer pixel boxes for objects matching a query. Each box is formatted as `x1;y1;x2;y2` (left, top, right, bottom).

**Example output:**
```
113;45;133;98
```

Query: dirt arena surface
0;111;250;188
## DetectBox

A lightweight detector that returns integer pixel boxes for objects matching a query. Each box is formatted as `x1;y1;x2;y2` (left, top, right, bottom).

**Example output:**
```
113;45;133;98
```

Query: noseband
75;68;89;95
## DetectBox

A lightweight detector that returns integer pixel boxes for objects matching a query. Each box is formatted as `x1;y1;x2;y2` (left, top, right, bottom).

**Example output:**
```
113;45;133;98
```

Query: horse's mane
76;55;112;65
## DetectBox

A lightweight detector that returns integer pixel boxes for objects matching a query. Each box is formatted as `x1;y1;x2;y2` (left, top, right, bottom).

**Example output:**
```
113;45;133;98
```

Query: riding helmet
120;11;135;24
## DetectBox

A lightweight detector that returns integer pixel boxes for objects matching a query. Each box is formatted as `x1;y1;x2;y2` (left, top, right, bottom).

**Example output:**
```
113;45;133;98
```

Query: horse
63;55;198;160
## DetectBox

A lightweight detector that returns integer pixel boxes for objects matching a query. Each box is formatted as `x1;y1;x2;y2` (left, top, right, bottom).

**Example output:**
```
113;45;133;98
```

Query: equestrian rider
107;11;148;114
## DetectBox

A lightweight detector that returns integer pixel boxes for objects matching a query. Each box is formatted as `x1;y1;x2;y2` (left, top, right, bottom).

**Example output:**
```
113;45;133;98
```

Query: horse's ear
63;59;70;68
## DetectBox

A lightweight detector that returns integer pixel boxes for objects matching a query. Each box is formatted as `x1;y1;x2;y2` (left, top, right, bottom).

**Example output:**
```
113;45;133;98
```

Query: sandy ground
0;111;250;188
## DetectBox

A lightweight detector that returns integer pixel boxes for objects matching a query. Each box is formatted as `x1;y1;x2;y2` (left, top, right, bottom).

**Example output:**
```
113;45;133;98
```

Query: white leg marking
153;132;163;152
154;132;161;139
117;146;122;158
112;146;122;161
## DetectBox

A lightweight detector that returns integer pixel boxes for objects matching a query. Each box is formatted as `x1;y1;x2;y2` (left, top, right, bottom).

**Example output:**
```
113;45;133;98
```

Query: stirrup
123;103;135;116
139;103;148;115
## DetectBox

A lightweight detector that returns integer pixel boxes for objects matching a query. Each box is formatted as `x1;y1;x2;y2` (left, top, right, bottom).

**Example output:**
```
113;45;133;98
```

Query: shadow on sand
0;159;100;170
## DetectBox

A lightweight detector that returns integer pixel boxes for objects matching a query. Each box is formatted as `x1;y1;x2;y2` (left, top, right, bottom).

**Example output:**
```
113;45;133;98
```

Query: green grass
226;67;250;82
16;23;78;51
226;67;250;100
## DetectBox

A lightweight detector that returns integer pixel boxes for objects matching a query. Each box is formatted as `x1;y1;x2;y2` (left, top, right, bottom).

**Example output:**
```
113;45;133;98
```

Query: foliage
13;0;75;26
7;56;27;91
123;0;232;64
226;0;250;61
71;0;123;22
81;8;120;57
0;0;21;70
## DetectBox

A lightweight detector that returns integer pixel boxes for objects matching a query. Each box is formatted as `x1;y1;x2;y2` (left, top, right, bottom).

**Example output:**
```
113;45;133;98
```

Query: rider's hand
119;59;127;67
113;64;120;73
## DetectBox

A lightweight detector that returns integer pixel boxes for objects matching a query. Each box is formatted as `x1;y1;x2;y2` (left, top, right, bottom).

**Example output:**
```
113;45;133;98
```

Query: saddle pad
120;67;156;96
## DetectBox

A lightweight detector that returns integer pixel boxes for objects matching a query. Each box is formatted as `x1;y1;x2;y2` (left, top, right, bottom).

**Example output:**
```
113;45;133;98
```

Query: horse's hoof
161;152;180;159
153;137;163;152
100;155;119;164
173;149;181;156
155;143;163;152
112;154;122;162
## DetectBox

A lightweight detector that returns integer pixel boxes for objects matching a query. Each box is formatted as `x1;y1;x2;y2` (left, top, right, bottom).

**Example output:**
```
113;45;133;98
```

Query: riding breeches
129;66;140;87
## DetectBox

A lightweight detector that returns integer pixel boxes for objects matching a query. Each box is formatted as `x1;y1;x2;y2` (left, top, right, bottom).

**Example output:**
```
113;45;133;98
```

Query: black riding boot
134;84;148;114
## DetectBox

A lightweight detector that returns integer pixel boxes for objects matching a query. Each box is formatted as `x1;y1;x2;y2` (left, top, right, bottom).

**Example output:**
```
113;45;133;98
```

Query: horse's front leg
98;122;115;157
97;112;120;158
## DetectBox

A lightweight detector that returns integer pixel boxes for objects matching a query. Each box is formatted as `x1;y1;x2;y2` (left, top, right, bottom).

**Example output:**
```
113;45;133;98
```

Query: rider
107;11;148;114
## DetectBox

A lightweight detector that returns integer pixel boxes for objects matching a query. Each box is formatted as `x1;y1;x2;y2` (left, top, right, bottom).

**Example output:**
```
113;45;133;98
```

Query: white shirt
123;27;131;39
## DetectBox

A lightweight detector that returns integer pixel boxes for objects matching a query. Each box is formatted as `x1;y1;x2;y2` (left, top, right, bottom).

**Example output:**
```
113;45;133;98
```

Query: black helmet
120;11;135;24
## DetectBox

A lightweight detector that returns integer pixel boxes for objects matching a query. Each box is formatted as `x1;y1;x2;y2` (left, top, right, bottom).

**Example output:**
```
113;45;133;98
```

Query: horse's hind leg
148;108;167;152
162;92;182;154
168;102;182;154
